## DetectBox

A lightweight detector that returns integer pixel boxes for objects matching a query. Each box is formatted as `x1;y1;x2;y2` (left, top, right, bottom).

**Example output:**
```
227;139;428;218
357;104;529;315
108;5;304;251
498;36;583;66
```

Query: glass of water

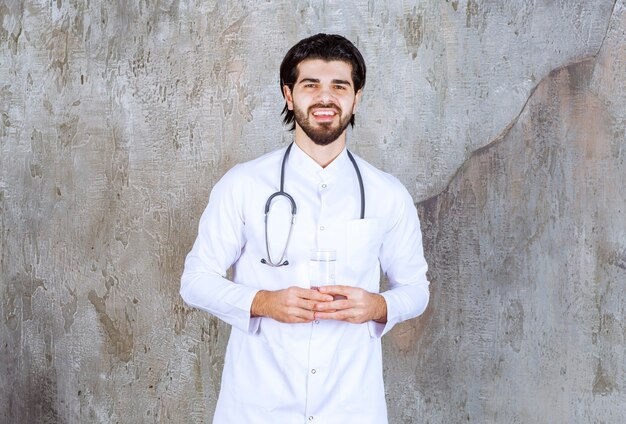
309;248;336;290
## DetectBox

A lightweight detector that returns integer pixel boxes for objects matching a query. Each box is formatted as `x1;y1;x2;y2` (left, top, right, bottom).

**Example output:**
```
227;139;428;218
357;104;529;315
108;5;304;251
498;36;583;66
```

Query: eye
333;85;348;90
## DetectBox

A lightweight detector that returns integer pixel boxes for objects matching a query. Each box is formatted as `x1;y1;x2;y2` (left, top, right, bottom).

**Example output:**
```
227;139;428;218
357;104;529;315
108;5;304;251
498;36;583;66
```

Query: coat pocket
345;219;380;276
225;333;286;411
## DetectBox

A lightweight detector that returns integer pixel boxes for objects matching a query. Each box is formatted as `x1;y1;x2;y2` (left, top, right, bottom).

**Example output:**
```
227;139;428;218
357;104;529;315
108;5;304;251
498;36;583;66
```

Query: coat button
311;369;316;374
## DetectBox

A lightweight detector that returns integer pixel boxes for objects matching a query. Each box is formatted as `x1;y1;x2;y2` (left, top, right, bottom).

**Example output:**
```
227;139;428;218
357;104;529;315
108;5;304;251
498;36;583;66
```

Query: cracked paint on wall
1;0;624;423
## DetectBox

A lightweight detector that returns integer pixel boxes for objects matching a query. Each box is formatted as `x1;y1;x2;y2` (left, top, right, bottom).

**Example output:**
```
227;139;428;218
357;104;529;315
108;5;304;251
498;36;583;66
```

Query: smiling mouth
312;110;336;117
310;106;340;123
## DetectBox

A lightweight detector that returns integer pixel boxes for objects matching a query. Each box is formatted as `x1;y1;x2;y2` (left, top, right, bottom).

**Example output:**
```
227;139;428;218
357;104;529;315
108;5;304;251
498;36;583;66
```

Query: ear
352;89;363;114
283;85;294;111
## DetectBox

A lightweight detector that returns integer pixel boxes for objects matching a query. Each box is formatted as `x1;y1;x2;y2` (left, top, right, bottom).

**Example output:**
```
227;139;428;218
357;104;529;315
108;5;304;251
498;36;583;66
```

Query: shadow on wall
385;52;625;422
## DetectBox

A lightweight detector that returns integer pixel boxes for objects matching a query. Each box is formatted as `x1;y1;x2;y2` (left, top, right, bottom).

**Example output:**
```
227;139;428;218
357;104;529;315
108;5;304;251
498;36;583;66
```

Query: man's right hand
251;287;334;323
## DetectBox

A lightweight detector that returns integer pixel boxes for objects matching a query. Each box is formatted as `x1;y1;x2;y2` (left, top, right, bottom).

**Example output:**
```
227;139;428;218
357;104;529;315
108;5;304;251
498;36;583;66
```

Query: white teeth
313;111;335;116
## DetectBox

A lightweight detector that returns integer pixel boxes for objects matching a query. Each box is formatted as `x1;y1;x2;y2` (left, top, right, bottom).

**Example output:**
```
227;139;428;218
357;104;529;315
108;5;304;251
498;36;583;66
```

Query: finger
314;309;361;322
317;285;357;297
287;286;315;297
285;287;332;303
293;296;333;313
303;289;334;302
312;311;338;320
314;299;350;311
288;307;315;323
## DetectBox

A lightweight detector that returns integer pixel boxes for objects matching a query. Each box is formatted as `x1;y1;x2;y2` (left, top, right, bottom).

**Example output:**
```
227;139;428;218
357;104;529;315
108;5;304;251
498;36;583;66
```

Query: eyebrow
298;78;352;87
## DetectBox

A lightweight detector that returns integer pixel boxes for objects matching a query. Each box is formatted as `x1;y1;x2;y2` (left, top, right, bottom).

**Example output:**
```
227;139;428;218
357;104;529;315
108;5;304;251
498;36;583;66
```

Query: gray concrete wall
1;1;623;423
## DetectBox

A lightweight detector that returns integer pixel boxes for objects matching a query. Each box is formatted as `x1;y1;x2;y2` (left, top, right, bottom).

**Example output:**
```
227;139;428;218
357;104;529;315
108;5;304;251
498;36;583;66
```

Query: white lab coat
181;143;430;423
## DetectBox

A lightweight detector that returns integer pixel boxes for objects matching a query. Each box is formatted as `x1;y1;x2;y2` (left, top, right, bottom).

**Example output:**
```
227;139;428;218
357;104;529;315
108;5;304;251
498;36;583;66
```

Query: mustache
308;103;341;113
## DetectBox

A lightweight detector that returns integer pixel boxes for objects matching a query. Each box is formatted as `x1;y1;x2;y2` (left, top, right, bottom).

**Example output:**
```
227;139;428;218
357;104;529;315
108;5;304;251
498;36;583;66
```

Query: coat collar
289;142;351;182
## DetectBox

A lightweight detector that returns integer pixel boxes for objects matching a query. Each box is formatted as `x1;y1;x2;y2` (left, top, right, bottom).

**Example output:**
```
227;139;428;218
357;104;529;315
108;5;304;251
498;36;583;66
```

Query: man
181;33;430;423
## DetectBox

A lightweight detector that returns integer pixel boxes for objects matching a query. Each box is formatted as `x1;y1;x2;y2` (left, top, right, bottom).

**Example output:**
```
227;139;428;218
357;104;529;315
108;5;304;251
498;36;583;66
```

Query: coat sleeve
180;165;261;334
368;182;430;338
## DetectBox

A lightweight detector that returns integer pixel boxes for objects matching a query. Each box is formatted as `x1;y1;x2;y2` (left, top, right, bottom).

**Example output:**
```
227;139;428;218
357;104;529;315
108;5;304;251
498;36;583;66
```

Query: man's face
284;59;361;146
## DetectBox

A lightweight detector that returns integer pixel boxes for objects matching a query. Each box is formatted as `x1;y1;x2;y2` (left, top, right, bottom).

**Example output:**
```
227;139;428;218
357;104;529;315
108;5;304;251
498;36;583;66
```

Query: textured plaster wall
0;1;623;423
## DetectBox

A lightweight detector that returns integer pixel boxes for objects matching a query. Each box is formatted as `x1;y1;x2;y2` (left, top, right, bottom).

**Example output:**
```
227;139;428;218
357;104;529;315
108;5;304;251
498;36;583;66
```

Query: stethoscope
261;142;365;267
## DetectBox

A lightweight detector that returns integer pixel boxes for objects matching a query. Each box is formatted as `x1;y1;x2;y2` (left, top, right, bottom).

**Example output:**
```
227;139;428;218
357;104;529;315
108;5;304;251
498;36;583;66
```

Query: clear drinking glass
309;248;336;290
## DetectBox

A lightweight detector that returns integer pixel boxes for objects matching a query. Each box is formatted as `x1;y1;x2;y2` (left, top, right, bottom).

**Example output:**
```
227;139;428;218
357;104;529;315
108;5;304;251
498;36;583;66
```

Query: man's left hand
313;286;387;324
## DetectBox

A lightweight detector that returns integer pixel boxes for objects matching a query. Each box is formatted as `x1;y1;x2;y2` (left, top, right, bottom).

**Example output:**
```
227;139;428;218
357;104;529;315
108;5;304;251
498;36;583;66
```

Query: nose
315;85;335;105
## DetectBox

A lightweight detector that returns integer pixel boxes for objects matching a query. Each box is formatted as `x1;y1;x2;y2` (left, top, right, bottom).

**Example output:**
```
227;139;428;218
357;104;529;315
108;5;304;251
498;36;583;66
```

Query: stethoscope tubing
346;150;365;220
261;142;364;267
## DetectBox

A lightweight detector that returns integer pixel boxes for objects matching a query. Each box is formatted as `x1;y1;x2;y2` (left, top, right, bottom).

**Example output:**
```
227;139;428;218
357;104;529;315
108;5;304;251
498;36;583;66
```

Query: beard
293;103;352;146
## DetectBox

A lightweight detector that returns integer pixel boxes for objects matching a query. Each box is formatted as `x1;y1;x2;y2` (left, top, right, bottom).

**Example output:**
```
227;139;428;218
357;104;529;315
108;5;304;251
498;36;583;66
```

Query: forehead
295;59;354;83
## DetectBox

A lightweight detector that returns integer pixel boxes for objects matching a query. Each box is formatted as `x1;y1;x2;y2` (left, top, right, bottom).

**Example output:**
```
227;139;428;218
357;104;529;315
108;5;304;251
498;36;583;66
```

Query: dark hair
280;33;367;130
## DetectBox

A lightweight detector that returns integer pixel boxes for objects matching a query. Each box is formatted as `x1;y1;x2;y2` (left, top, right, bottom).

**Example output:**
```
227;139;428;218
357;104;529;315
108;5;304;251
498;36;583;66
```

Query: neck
294;127;347;168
